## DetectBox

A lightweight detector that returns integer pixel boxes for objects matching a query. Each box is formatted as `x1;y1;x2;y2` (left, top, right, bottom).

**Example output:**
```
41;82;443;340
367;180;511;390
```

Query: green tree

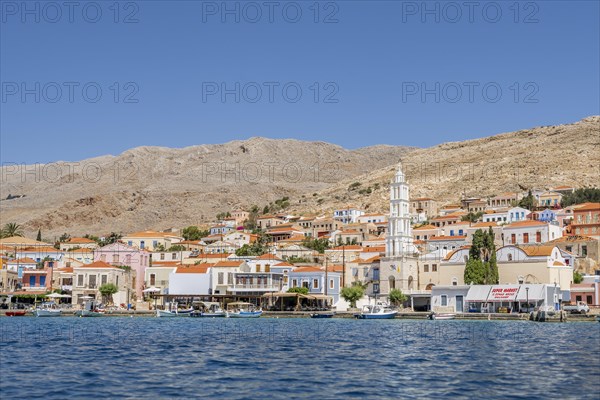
182;226;207;241
168;244;186;252
36;229;42;241
154;243;166;252
99;232;122;247
388;289;408;307
573;271;584;284
518;190;535;210
1;222;24;238
99;283;118;304
464;228;498;285
288;286;309;295
302;237;331;254
561;188;600;207
341;285;364;308
461;211;484;223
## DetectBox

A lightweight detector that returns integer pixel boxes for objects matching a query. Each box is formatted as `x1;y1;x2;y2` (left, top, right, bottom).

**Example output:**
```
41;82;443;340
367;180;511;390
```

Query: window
566;246;572;252
302;281;309;288
518;276;524;284
536;232;541;243
140;241;145;249
228;273;233;285
313;279;319;289
77;275;84;287
523;233;529;244
112;254;119;263
330;279;334;289
432;264;438;272
373;283;380;293
172;252;177;259
218;272;224;285
511;234;516;244
576;295;582;302
125;254;132;264
424;264;429;273
363;267;368;277
100;254;106;262
586;295;593;305
128;241;133;246
89;275;97;288
582;246;588;257
101;275;107;285
116;276;119;286
452;278;457;286
441;295;448;306
292;279;298;287
508;254;513;261
153;241;158;248
160;253;165;260
150;274;156;286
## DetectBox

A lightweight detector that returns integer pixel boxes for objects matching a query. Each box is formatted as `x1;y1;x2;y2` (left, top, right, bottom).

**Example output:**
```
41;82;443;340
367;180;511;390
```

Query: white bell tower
386;162;414;257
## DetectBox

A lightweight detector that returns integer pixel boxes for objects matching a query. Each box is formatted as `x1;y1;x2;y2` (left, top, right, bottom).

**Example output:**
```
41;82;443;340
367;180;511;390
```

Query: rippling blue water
1;318;599;399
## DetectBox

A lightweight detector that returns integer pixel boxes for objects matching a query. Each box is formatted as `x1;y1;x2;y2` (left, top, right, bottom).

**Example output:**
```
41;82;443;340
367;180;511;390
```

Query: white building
507;207;531;223
386;163;414;256
333;207;365;224
502;221;562;245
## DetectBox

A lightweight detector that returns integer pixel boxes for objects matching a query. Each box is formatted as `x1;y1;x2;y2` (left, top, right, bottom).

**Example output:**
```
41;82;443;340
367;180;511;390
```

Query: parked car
563;301;590;314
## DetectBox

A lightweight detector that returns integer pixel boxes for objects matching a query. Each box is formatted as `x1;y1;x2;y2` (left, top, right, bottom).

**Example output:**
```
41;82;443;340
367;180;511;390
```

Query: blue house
538;209;557;223
288;266;341;305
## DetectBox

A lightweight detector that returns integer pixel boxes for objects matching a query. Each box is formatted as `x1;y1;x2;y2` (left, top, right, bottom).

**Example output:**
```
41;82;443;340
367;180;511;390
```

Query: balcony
229;283;281;292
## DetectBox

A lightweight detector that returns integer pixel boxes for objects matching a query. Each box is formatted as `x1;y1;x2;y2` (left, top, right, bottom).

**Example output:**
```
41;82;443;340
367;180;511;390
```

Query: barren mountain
0;138;413;238
295;116;600;216
1;117;598;238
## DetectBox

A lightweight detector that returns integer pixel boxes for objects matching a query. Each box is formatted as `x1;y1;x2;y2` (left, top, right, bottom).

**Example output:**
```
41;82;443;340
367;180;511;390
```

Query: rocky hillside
294;116;600;216
0;138;413;238
1;117;598;238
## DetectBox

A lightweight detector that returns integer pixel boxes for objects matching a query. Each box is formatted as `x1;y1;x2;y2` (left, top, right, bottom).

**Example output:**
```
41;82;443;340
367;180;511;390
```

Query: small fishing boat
156;302;194;317
190;302;226;318
355;302;397;319
74;300;105;317
227;302;262;318
33;302;62;317
5;310;27;317
427;312;456;320
310;312;335;318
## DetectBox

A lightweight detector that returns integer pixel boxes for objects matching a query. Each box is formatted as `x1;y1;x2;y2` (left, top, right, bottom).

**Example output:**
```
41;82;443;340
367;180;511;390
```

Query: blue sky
1;0;599;163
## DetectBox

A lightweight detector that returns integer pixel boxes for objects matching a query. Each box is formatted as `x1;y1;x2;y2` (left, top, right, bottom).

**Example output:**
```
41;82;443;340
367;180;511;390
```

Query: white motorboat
191;302;227;318
355;302;397;319
427;312;456;320
33;302;62;317
156;302;194;317
227;302;262;318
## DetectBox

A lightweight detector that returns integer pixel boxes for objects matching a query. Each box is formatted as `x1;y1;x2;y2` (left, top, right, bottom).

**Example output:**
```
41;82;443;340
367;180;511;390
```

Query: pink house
570;279;600;307
93;242;149;301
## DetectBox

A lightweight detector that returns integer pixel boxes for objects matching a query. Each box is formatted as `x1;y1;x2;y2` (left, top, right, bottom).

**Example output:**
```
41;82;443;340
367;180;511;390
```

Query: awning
465;285;492;302
516;285;545;301
311;294;333;300
487;285;520;302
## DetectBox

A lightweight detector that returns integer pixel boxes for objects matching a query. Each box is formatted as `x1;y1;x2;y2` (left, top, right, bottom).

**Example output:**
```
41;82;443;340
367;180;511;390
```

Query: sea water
1;318;598;399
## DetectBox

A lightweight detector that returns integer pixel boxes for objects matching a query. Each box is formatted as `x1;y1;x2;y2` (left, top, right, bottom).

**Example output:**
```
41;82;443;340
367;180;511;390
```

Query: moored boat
427;312;456;320
355;303;397;319
190;302;226;318
310;312;335;318
33;302;62;317
227;302;262;318
74;300;105;317
5;310;27;317
156;302;194;317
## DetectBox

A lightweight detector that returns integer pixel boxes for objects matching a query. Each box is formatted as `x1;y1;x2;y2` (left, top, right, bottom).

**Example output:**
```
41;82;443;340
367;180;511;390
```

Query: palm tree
1;223;24;238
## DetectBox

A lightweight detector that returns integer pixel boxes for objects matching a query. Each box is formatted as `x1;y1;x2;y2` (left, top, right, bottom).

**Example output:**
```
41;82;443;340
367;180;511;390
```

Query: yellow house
121;231;184;251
